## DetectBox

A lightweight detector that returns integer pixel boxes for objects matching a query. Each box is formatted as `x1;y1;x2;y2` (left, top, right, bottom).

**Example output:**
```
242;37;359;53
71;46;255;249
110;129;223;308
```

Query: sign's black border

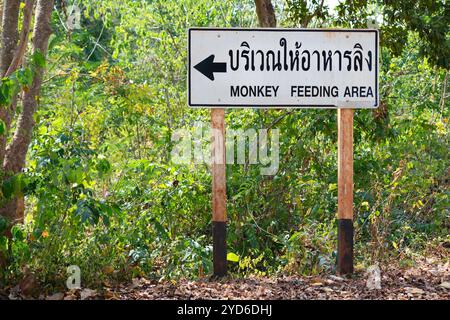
187;28;379;108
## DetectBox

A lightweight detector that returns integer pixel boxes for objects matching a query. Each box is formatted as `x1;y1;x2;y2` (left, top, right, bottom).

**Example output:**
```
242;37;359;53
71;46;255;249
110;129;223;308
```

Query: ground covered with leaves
2;256;448;300
110;259;450;300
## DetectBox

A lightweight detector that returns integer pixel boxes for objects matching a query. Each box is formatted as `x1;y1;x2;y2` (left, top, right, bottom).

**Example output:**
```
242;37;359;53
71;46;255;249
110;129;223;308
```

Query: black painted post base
212;221;227;277
337;219;354;275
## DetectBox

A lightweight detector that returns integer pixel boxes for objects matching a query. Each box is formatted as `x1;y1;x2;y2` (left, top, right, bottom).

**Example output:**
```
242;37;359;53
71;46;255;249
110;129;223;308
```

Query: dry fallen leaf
80;288;97;300
405;287;424;295
46;292;64;300
128;277;141;290
310;282;323;286
63;294;77;300
103;290;119;300
439;282;450;290
19;272;37;296
328;275;345;282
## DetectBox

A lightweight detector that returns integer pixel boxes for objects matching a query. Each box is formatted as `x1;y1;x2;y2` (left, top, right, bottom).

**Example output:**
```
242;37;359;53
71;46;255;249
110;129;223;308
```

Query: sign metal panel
188;28;379;108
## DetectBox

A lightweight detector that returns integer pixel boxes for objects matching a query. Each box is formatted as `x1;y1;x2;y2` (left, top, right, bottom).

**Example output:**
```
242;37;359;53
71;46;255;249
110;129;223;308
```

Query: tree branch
4;0;35;77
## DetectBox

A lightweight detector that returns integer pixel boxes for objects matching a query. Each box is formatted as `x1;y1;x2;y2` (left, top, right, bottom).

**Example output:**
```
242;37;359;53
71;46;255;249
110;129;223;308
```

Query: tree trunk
0;1;34;184
254;0;277;116
0;0;19;73
1;0;54;225
5;0;35;77
0;0;4;34
0;0;20;165
254;0;276;27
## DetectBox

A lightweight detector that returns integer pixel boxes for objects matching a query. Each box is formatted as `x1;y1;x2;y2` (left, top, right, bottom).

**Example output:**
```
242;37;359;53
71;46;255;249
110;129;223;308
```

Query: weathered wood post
211;108;227;277
337;108;354;274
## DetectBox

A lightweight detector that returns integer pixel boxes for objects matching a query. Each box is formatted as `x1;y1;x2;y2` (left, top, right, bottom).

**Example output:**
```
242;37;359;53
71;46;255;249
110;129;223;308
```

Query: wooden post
337;108;354;275
211;108;227;277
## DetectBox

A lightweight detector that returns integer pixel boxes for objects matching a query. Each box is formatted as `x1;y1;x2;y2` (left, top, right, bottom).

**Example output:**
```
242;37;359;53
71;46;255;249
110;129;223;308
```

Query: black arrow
194;54;227;81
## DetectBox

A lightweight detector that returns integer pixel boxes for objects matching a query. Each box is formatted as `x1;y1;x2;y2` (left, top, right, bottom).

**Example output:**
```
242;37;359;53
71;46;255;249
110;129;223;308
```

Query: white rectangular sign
188;28;379;108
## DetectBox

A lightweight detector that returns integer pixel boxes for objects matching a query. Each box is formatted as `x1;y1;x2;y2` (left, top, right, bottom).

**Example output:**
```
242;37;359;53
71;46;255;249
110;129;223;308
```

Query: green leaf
16;68;34;86
75;200;97;225
227;252;239;262
10;174;25;196
31;50;46;68
48;34;59;51
65;168;83;184
0;119;5;136
11;224;25;241
0;78;14;106
154;220;169;240
96;158;111;175
0;216;8;234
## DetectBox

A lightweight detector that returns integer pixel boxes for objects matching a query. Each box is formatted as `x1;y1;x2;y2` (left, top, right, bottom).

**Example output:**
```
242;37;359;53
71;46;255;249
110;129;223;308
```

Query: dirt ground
2;255;449;300
75;256;449;300
106;258;449;300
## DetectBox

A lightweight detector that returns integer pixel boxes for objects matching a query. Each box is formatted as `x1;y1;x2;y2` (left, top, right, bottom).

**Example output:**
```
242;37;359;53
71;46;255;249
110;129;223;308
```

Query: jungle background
0;0;448;299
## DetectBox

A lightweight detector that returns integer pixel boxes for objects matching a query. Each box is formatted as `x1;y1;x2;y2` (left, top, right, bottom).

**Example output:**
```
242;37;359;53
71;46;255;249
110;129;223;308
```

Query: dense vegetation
0;0;448;291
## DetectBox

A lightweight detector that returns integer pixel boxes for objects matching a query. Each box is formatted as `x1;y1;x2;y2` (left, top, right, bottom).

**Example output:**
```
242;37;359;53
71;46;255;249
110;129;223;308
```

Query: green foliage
284;0;449;69
0;78;15;107
0;120;5;136
0;63;40;107
31;51;47;68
